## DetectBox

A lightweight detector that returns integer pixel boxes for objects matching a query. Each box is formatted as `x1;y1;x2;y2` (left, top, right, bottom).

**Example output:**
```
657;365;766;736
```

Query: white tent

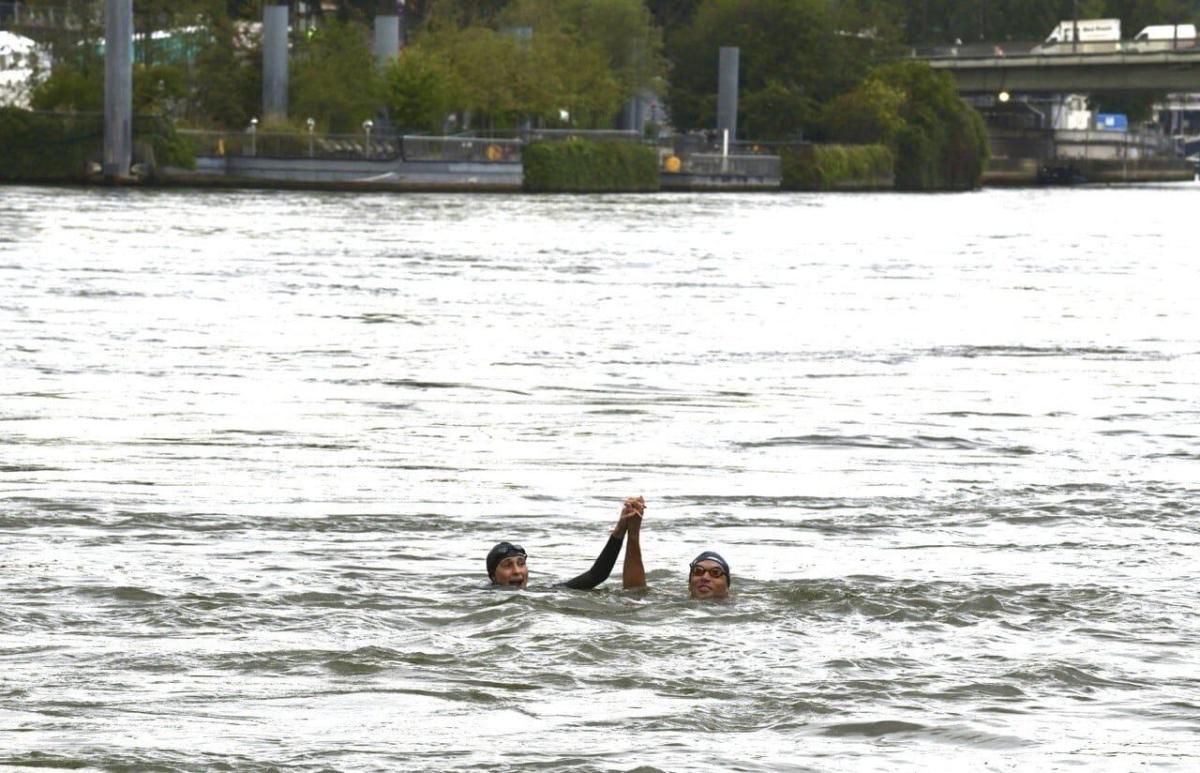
0;31;52;108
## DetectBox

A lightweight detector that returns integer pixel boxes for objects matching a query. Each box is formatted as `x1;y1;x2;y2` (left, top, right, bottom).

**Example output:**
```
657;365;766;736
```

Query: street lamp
306;117;316;158
362;119;374;158
248;117;258;157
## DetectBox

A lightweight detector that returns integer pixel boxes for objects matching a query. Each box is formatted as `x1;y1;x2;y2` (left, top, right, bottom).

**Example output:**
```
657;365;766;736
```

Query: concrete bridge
918;40;1200;93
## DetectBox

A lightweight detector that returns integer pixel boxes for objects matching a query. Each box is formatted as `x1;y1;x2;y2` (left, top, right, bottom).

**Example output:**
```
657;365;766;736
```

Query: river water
1;183;1198;771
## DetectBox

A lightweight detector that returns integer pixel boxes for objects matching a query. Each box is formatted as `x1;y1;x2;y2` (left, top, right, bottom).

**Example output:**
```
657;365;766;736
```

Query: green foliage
132;63;189;116
522;138;659;192
188;11;260;129
422;25;523;129
870;61;988;190
820;77;907;145
499;0;668;103
31;61;191;118
781;143;894;191
290;21;382;133
527;28;623;127
134;114;197;169
665;0;902;139
30;65;104;113
0;108;194;180
415;20;623;130
0;107;99;181
383;48;459;133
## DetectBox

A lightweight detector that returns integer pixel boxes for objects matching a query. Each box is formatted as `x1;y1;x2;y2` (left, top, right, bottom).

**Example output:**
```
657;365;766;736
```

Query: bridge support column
374;1;402;65
103;0;132;180
263;2;289;121
717;46;739;143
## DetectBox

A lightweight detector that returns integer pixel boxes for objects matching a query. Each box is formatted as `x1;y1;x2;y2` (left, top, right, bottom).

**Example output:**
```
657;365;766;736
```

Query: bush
817;61;989;191
523;138;659;193
134;115;196;170
0;108;100;180
0;108;195;181
873;61;988;191
781;143;893;191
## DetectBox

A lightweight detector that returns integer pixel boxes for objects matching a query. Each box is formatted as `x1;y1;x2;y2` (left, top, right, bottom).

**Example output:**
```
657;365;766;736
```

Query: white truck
1133;24;1197;41
1042;18;1121;45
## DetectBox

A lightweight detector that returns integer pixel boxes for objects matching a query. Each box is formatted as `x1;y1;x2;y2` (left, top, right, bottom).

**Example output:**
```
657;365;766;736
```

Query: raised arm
561;499;637;590
622;496;646;589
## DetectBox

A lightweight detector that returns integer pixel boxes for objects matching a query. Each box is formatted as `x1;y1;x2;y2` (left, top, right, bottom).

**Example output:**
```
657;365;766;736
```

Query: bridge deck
920;41;1200;93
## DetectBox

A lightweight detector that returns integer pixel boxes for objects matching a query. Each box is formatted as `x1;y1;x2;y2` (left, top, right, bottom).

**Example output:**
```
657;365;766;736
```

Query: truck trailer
1043;18;1121;44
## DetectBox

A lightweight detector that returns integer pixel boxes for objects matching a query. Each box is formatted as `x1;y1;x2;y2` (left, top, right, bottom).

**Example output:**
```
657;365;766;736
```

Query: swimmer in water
486;496;645;590
620;497;731;599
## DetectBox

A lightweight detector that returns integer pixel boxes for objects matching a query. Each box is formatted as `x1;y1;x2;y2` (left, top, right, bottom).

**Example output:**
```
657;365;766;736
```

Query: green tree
820;76;907;144
667;0;879;139
290;20;383;133
526;27;623;126
188;9;260;128
645;0;704;31
498;0;668;104
382;47;460;132
873;60;989;190
30;66;103;113
422;24;523;128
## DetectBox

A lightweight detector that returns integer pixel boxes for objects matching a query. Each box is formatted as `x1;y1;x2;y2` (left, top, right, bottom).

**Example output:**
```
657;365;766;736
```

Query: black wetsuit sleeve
560;534;623;590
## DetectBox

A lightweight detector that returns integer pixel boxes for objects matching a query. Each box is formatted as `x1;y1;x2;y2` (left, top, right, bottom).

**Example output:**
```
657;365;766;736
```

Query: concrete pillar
263;2;289;121
374;1;401;65
103;0;132;179
621;96;644;133
717;46;739;143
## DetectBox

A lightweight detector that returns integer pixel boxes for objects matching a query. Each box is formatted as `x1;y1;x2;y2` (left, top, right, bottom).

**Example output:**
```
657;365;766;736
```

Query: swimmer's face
493;555;528;588
688;560;729;599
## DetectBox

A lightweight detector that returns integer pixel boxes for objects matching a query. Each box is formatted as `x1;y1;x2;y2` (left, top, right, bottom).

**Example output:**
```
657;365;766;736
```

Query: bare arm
560;498;638;590
622;496;646;589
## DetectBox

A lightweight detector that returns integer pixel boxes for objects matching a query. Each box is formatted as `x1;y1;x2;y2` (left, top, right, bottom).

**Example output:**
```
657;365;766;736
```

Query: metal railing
178;127;789;174
178;129;525;164
402;135;522;163
673;153;781;178
523;128;642;143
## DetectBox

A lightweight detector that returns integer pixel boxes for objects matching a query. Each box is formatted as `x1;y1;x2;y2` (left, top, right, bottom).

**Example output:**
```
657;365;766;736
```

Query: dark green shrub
873;61;988;191
817;61;989;191
0;108;100;181
0;108;195;181
134;115;196;170
523;138;659;193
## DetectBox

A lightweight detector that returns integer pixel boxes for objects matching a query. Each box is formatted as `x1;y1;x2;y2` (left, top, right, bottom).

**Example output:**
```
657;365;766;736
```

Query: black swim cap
690;550;731;585
486;541;527;579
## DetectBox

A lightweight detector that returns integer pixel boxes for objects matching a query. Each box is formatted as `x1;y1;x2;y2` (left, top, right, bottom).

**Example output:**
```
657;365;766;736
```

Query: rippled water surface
2;184;1199;771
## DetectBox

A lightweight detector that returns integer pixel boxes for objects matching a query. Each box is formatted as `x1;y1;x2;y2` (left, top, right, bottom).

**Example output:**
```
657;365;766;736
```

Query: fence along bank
164;128;783;193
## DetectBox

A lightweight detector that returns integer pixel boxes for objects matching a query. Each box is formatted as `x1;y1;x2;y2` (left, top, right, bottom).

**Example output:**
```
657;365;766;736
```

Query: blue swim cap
690;550;731;585
487;541;527;580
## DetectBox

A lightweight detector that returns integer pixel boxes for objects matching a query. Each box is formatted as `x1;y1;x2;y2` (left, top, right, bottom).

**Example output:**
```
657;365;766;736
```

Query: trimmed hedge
523;138;659;193
0;108;194;182
781;143;894;191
